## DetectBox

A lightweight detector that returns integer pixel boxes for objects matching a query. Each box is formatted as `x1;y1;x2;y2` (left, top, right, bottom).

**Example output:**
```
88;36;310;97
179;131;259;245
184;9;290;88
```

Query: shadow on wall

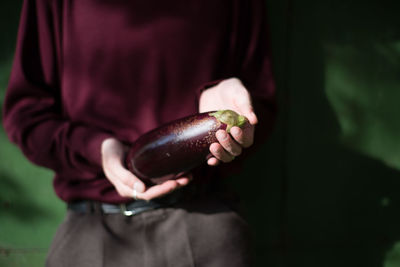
237;1;400;267
0;170;53;223
315;0;400;266
322;1;400;171
0;0;21;109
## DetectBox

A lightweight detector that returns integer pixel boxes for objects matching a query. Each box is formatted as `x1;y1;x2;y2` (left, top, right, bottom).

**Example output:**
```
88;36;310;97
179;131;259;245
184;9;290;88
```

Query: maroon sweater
3;0;276;203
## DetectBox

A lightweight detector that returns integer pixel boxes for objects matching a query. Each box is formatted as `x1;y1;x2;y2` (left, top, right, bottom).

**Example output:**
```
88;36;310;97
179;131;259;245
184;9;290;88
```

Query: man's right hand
101;137;191;201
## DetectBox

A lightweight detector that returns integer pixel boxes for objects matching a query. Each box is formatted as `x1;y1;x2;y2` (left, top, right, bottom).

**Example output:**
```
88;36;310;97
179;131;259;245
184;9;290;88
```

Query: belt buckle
120;203;135;216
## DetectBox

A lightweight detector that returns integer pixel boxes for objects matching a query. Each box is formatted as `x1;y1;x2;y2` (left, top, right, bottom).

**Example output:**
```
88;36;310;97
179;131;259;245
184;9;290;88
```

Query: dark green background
1;1;400;266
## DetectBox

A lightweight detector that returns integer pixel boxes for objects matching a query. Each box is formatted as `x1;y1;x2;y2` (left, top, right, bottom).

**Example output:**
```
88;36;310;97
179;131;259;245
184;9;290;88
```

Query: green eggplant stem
209;110;247;132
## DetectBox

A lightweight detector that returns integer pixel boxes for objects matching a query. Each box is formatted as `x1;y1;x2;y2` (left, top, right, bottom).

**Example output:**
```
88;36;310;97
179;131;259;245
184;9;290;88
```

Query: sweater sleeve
234;0;277;140
2;0;112;175
200;0;277;141
195;0;276;180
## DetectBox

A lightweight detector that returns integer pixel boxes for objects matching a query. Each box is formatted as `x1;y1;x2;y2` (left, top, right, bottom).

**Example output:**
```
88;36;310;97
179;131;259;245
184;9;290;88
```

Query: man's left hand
199;77;257;166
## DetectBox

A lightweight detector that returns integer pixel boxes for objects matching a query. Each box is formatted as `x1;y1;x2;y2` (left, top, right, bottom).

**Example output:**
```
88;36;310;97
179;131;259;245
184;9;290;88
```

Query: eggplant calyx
209;110;247;132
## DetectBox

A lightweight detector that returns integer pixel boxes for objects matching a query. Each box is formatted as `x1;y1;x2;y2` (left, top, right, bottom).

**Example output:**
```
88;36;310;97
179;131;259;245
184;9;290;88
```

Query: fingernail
231;127;241;136
251;112;258;124
134;182;145;193
217;131;228;140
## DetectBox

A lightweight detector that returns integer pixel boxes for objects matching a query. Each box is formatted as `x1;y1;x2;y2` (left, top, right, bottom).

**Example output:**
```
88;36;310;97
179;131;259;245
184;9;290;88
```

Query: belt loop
92;202;102;214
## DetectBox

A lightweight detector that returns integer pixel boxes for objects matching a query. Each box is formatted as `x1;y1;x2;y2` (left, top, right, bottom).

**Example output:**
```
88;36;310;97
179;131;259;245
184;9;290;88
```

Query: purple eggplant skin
126;110;248;185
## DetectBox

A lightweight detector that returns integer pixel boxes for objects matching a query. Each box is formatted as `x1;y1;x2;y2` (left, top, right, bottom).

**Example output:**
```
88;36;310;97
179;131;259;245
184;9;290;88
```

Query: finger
207;157;220;166
136;180;180;201
114;172;146;198
232;89;258;125
216;130;242;156
246;109;258;125
114;179;138;198
105;167;143;198
230;125;254;148
175;173;193;186
175;178;191;186
237;105;258;125
136;175;192;201
209;142;235;163
102;154;146;198
106;156;146;191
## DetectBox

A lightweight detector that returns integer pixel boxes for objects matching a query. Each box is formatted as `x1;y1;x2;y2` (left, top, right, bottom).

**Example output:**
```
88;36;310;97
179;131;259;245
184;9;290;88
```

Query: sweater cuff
86;132;113;167
69;126;113;169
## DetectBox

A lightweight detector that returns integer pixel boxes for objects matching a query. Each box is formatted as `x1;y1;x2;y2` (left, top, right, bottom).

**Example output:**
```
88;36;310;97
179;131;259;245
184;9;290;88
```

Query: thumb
233;90;258;125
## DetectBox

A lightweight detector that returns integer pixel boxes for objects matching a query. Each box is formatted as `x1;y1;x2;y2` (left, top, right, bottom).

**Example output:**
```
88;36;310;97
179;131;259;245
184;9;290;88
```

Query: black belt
68;187;184;217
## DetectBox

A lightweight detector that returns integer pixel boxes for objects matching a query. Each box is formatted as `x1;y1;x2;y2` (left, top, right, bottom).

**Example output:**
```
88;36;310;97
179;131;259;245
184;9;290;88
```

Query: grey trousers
46;195;251;267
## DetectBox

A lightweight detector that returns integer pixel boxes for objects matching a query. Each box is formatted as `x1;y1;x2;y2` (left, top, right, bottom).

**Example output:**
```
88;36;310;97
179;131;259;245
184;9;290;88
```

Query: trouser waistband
68;187;184;216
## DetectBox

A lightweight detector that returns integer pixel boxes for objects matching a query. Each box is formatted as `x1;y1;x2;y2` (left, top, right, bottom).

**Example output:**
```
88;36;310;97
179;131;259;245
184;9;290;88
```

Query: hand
101;137;191;201
199;77;257;166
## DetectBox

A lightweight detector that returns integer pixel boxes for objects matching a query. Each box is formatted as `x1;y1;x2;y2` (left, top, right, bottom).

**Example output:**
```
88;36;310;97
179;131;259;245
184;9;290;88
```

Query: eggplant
126;110;248;185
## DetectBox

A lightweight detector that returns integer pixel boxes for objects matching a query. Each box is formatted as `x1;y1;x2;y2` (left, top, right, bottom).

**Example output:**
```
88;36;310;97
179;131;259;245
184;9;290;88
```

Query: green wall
1;0;400;266
0;1;65;266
